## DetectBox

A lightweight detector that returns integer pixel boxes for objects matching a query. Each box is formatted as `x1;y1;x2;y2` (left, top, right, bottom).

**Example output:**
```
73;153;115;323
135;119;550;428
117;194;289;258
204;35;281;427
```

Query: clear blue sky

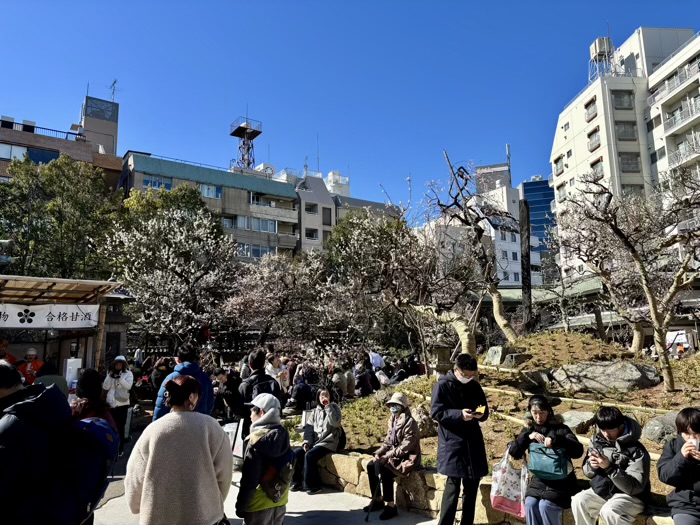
1;1;697;203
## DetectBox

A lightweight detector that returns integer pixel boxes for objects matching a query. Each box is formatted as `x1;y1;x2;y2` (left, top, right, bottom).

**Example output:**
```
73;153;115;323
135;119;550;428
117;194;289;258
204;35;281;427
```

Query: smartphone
688;439;699;449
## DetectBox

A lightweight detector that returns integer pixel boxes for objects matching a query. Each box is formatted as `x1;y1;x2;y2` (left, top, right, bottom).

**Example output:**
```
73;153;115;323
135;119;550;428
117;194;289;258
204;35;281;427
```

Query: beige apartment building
549;27;698;273
0;96;122;187
120;153;300;259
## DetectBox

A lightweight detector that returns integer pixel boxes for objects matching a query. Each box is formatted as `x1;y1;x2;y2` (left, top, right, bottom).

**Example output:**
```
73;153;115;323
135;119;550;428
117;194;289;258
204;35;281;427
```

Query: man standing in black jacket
430;353;489;525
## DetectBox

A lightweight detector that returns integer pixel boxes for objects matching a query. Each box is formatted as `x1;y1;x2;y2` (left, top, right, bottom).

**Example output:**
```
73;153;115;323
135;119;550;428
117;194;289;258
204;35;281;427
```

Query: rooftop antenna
304;155;309;176
86;82;90;97
230;110;262;170
506;143;511;170
109;79;118;102
316;133;320;173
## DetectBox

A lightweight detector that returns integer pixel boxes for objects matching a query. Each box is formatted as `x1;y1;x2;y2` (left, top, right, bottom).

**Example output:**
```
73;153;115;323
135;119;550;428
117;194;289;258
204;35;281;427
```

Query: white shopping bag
490;449;528;518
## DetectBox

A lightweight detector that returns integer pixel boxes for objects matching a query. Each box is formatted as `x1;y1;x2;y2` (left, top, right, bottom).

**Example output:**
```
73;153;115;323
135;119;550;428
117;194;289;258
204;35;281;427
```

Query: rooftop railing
0;121;86;142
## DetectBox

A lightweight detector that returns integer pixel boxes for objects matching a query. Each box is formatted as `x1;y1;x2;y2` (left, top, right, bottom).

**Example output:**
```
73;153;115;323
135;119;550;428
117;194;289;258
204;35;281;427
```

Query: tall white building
549;27;699;273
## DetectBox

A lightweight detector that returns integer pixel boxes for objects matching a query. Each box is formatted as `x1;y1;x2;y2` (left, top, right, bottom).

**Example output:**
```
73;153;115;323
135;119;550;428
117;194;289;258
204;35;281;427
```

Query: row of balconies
664;97;700;132
648;61;700;106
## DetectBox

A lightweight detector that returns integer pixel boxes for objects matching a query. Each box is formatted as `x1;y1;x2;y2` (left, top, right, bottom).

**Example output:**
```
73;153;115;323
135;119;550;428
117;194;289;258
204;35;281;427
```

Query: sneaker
379;506;398;520
306;487;323;495
362;500;385;513
290;483;303;492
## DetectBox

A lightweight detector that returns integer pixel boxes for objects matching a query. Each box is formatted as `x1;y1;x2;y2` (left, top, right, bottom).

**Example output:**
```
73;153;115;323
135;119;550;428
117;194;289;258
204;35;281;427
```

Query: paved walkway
95;470;438;525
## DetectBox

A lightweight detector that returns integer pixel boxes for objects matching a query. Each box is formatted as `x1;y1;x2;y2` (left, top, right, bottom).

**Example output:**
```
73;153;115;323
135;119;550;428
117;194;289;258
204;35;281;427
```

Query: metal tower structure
230;116;262;169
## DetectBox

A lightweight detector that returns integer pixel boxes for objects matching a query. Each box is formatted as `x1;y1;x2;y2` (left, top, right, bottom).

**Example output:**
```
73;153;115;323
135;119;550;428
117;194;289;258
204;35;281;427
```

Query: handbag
527;443;572;480
491;449;528;518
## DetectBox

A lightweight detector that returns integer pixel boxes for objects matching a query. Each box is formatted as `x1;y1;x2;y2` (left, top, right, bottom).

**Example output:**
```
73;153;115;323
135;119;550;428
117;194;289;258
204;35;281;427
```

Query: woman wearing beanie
125;375;233;525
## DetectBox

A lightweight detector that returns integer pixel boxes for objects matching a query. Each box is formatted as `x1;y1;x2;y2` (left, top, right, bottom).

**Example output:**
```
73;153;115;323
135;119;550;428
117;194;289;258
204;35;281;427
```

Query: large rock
396;471;431;511
423;470;447;491
551;361;661;394
642;412;679;446
561;411;596;434
484;346;509;366
323;454;363;485
411;404;437;438
503;353;531;368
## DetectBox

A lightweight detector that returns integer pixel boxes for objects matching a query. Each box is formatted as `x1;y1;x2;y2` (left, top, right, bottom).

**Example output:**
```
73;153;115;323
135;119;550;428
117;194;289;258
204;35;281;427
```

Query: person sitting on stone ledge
508;395;584;525
363;391;421;521
291;388;342;494
572;406;650;525
658;407;700;525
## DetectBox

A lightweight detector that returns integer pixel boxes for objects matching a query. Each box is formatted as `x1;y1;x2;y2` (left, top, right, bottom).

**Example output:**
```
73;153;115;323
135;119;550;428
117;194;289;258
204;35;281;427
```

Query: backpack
53;417;120;525
260;448;295;503
251;378;279;400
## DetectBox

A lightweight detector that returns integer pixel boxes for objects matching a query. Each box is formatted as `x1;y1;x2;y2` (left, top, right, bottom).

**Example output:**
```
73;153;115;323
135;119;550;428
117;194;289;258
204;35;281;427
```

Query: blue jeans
525;496;564;525
293;445;331;490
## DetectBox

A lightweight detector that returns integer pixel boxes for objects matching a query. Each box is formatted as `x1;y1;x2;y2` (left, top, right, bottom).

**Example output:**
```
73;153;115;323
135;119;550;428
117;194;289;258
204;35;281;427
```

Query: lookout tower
230;116;262;169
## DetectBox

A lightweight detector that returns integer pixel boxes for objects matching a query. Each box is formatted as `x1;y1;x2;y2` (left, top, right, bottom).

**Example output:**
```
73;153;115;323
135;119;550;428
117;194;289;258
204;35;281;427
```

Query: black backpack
251;378;279;400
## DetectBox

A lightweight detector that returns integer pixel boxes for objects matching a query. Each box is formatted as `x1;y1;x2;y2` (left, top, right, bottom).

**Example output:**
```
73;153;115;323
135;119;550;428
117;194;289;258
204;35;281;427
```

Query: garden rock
411;404;437;438
502;353;531;368
551;361;661;394
484;346;509;366
642;412;679;446
323;454;362;485
561;411;596;434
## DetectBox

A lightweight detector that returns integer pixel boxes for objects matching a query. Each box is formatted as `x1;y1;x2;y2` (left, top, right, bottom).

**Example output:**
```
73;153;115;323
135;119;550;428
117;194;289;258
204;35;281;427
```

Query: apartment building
0;96;122;188
476;162;512;194
119;153;300;259
549;27;697;272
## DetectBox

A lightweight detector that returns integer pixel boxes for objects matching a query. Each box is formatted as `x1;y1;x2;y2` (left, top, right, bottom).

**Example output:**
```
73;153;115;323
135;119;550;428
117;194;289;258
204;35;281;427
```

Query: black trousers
110;405;129;453
367;460;397;502
293;445;332;489
438;476;481;525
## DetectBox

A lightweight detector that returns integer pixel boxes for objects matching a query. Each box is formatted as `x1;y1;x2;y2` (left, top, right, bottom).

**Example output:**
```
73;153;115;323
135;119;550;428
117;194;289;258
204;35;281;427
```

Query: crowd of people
0;340;699;525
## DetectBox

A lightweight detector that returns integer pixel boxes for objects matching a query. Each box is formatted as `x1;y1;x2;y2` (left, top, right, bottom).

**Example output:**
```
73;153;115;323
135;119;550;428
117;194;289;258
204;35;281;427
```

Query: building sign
0;304;100;329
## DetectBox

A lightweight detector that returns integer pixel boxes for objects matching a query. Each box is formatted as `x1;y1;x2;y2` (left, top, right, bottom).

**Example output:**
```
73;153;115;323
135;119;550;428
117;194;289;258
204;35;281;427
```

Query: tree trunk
559;300;570;332
653;327;676;392
631;322;644;357
462;330;477;359
593;306;607;341
489;286;518;343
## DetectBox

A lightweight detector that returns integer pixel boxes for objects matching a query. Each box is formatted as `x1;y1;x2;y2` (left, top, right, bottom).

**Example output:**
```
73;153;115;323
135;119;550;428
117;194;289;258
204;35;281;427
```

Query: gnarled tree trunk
489;286;518;343
631;322;644;357
653;327;675;392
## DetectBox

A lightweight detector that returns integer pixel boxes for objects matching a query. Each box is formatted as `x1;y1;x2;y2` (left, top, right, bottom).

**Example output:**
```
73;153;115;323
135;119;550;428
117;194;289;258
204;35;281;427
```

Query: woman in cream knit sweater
125;375;233;525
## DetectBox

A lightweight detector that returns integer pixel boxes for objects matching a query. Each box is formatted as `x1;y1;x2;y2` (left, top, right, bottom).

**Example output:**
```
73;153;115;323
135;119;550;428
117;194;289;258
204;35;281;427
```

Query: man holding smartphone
430;353;489;525
572;406;651;525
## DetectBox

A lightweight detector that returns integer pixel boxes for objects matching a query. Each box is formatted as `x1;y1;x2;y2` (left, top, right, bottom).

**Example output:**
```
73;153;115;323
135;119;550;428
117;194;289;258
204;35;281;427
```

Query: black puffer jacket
430;371;490;479
583;417;651;502
509;414;584;509
657;435;700;518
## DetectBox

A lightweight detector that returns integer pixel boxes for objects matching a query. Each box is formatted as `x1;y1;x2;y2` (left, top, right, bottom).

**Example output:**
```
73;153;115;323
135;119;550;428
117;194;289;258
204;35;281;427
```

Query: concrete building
549;27;698;272
0;95;123;188
119;153;300;259
475;162;511;194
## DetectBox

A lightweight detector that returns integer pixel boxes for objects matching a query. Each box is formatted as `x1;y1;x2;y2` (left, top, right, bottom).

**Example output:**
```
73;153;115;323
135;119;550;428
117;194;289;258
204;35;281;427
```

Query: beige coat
125;411;233;525
375;409;422;476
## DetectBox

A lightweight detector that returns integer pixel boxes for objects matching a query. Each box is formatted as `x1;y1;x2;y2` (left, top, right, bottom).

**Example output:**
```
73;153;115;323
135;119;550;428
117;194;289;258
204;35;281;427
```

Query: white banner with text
0;304;100;329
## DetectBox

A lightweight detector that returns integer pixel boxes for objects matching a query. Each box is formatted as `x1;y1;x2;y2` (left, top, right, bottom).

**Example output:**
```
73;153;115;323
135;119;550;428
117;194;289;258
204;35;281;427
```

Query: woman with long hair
125;375;232;525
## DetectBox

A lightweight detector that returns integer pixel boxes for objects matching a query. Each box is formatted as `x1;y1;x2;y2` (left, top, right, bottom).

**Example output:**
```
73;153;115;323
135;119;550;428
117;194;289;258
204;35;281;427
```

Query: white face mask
457;376;472;384
389;405;402;415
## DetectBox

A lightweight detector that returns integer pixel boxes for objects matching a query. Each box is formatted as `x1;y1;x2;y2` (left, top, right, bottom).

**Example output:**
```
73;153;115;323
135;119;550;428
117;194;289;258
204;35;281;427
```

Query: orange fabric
18;360;44;384
0;352;16;365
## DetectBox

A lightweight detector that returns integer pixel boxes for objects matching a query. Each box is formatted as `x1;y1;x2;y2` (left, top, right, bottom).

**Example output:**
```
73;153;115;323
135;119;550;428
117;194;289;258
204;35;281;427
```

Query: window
237;243;251;258
615;121;637;141
530;265;541;273
554;157;564;175
651;151;658;164
304;203;318;215
587;128;601;151
236;215;250;230
143;175;172;191
646;120;655;133
305;228;319;240
556;184;567;201
200;184;221;199
323;230;331;243
511;233;517;243
567;150;572;158
502;272;510;281
26;148;59;164
222;217;234;229
501;250;508;260
612;90;634;109
585;99;598;122
512;251;518;261
514;272;520;282
250;193;273;207
563;122;570;131
322;207;332;226
657;146;666;160
0;143;27;160
591;159;604;177
619;152;641;172
500;230;507;241
577;265;584;273
569;178;575;187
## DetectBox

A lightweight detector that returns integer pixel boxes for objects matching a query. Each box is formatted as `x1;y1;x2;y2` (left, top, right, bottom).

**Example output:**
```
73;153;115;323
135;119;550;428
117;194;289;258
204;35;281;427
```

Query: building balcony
616;129;638;141
669;136;700;169
647;61;700;106
664;98;700;135
620;161;641;172
587;136;601;151
550;199;557;213
250;203;298;223
276;232;299;248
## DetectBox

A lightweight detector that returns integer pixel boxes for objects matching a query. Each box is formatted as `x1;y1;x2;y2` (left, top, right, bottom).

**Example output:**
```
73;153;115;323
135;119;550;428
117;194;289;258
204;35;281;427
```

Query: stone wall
317;453;672;525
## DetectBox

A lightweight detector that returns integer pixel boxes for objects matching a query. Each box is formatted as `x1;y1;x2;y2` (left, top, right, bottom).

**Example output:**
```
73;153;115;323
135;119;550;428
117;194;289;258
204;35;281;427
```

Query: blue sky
1;1;697;203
